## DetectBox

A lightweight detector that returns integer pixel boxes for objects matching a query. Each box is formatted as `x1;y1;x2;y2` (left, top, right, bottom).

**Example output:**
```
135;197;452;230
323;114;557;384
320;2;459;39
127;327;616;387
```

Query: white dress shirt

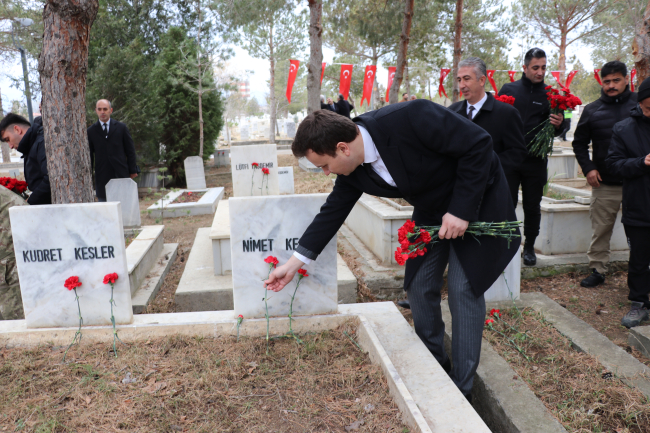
293;125;396;265
466;93;487;119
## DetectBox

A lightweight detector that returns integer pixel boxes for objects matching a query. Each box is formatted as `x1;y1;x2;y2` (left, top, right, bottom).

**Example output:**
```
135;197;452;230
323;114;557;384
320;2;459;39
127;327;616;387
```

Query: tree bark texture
306;0;323;114
389;0;414;104
0;90;10;164
197;0;204;158
451;0;463;103
39;0;97;204
633;0;650;82
268;15;276;144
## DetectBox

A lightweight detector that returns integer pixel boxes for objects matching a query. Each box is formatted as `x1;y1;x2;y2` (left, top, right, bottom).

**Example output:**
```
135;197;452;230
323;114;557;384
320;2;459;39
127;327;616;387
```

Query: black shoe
621;302;649;328
397;299;410;309
523;248;537;266
580;269;605;287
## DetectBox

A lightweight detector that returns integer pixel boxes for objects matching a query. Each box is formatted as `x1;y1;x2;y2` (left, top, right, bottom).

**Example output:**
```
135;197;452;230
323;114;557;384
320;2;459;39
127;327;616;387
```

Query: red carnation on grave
252;162;259;168
103;273;119;285
238;314;243;319
262;167;270;175
297;269;309;278
264;256;279;268
485;318;494;326
64;276;82;291
187;192;192;196
490;308;501;318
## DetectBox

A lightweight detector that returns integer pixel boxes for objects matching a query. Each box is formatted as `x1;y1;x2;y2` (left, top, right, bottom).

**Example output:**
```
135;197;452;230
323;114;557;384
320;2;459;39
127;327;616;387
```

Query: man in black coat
449;57;527;205
498;48;563;266
320;95;335;112
606;77;650;328
572;61;637;288
335;94;354;118
264;103;520;400
0;113;51;205
87;99;138;201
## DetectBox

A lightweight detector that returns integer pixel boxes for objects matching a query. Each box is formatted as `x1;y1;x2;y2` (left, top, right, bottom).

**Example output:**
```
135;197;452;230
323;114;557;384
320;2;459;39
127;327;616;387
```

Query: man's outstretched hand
438;212;469;239
264;255;305;292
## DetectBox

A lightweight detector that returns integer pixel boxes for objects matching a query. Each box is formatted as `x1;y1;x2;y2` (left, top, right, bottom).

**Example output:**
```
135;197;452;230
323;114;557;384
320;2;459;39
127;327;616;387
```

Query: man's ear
336;141;351;156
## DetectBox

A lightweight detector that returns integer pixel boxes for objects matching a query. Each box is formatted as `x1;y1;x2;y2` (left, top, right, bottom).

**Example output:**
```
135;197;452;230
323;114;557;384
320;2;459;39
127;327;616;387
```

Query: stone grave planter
135;167;163;190
547;148;578;180
147;187;224;218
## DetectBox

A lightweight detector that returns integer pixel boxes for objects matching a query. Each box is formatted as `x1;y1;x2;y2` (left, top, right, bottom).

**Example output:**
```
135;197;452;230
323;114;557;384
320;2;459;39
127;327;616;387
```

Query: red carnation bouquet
495;95;515;105
528;86;582;158
0;177;28;198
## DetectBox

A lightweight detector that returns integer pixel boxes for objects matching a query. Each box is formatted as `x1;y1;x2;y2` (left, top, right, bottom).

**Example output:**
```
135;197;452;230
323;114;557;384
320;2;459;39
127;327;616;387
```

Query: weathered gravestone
278;166;294;194
229;194;338;318
239;125;250;140
106;178;141;229
184;156;206;190
9;203;132;328
230;144;280;196
483;246;521;302
213;149;230;167
286;122;296;138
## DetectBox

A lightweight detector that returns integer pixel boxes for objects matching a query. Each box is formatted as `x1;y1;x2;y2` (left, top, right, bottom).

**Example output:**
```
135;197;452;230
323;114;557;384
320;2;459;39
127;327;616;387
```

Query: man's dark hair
0;113;30;135
524;48;546;66
601;61;627;79
402;92;407;97
292;110;358;158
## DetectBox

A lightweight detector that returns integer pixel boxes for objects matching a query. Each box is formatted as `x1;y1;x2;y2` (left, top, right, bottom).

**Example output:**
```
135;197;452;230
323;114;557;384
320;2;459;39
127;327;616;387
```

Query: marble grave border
147;187;224;218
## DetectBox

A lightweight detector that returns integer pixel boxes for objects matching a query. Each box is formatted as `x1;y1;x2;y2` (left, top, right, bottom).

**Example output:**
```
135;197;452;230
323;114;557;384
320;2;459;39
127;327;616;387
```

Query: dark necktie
363;163;398;190
103;123;108;137
468;105;475;120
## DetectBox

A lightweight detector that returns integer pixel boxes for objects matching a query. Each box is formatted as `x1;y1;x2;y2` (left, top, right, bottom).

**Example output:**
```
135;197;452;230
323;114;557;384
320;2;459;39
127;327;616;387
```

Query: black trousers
505;155;547;240
624;224;650;307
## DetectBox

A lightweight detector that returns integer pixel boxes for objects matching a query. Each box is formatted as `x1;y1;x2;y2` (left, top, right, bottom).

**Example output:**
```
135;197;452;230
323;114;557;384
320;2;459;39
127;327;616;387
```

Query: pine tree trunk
268;15;276;144
451;0;463;103
389;0;414;104
197;0;204;158
38;0;97;204
0;89;10;164
558;25;568;82
633;0;650;82
306;0;323;114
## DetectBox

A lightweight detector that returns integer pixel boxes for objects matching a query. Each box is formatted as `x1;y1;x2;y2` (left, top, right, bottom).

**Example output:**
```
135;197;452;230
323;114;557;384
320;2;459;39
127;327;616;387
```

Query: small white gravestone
260;124;270;139
230;144;280;196
9;169;20;178
286;122;296;138
229;194;338;318
278;166;294;194
240;125;250;140
483;246;521;302
184;156;206;190
106;178;141;228
213;149;230;167
9;203;132;328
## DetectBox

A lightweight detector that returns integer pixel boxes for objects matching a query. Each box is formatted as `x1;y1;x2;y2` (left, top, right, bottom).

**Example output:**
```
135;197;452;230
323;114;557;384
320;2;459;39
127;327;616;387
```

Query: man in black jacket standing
606;77;650;328
335;94;354;118
449;57;527;205
0;113;51;205
573;61;637;288
87;99;138;201
498;48;563;266
264;104;520;401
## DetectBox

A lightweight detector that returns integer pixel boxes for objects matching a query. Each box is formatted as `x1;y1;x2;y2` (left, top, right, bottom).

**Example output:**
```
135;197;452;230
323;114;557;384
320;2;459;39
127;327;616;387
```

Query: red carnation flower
238;314;243;319
297;269;309;277
264;256;279;268
419;229;432;244
252;162;259;167
490;308;501;317
485;318;494;325
64;276;82;291
103;273;118;285
262;167;270;175
394;248;407;266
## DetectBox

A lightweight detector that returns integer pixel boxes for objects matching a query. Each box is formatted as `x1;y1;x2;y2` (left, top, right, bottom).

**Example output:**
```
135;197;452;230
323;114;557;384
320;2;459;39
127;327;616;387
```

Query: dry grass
484;306;650;433
0;323;408;432
277;155;334;195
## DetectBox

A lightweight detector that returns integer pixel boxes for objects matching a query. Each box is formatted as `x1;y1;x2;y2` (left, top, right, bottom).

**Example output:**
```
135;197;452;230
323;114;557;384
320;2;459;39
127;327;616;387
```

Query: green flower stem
287;276;304;343
487;323;533;362
264;266;273;354
109;283;127;357
63;288;83;362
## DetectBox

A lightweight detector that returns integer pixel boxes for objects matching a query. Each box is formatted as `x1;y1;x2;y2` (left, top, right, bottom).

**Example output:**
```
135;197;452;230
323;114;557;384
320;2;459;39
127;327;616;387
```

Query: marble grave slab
184;156;206;190
106;178;141;228
230;144;280;197
10;203;133;328
240;125;250;140
286;122;296;138
278;166;295;194
229;194;338;318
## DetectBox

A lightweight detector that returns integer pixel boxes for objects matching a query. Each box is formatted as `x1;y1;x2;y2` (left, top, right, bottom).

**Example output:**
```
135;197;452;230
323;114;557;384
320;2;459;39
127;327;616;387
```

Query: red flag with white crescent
507;71;518;82
386;66;396;101
551;71;565;88
286;59;300;103
339;64;354;100
439;68;451;98
594;69;602;85
320;62;326;85
564;70;578;89
361;65;377;106
486;70;498;93
631;68;637;92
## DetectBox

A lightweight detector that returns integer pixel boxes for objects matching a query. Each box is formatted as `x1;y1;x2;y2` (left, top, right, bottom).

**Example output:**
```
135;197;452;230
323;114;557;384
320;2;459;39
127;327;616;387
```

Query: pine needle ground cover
0;323;408;432
484;307;650;433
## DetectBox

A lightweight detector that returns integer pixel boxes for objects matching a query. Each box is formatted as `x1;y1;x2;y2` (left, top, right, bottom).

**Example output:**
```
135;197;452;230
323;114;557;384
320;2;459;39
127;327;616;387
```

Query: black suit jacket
87;119;137;199
449;93;527;175
297;100;520;296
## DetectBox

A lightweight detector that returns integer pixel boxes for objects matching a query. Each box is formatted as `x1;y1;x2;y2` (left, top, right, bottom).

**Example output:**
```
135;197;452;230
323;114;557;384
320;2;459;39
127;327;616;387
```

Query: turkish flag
631;68;637;92
439;68;451;98
486;70;498;93
320;62;326;86
361;65;377;106
564;70;578;89
594;69;602;86
339;64;354;100
551;71;565;88
507;71;518;82
286;59;300;103
386;66;396;101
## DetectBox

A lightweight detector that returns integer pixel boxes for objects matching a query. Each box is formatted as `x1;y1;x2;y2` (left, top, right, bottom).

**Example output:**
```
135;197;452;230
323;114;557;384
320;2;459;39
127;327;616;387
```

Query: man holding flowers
264;101;520;401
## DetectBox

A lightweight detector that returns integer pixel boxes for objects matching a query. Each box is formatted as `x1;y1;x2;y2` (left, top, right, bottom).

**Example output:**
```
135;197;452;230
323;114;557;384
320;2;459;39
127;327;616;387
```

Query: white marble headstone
229;194;338;318
9;169;19;178
106;178;141;228
9;203;133;328
230;144;280;196
286;122;296;138
483;246;521;302
184;156;207;189
278;166;294;194
213;149;230;167
240;125;250;140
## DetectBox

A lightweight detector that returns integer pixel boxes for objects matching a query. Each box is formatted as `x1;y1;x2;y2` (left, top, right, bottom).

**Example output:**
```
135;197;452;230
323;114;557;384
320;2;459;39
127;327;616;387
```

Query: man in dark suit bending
87;99;138;201
265;102;520;401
